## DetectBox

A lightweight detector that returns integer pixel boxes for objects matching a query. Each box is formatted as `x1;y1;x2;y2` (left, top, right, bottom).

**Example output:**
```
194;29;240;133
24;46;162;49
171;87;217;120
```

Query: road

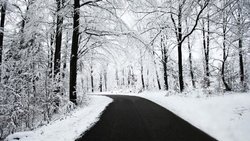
76;95;216;141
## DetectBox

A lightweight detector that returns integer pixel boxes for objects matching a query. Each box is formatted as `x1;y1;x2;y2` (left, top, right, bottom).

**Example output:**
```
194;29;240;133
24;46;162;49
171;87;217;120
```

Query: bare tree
0;0;7;81
69;0;80;104
54;0;64;82
140;50;145;89
201;4;210;88
170;0;209;92
161;34;169;90
185;19;196;88
236;0;246;90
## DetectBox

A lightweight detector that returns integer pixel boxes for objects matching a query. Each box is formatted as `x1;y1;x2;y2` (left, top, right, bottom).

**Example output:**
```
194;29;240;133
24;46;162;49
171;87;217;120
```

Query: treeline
123;0;250;93
0;0;128;138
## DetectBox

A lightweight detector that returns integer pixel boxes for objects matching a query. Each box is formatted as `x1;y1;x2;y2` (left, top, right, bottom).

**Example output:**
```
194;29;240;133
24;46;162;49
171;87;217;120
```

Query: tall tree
186;19;195;88
161;34;169;90
69;0;80;105
140;50;145;89
170;0;209;92
99;71;103;92
221;0;232;91
0;0;7;81
201;5;210;88
54;0;64;81
236;0;245;90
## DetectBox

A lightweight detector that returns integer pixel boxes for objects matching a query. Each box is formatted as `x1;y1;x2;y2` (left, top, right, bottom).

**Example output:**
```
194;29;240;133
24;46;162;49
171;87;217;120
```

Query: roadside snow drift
136;91;250;141
5;96;113;141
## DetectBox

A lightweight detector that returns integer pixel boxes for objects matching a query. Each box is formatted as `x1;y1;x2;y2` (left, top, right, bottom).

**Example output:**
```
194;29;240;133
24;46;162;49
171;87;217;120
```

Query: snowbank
139;91;250;141
5;96;112;141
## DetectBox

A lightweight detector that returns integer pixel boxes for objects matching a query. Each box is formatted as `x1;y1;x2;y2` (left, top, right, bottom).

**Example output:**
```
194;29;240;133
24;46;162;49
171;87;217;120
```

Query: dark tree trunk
187;35;195;88
155;68;161;90
170;1;208;92
0;2;6;81
237;3;245;89
140;54;145;89
140;50;145;90
54;0;64;80
91;64;94;92
206;13;210;87
99;73;103;92
161;35;168;90
128;67;131;86
152;44;161;90
178;43;184;92
48;33;54;78
239;38;244;84
162;57;168;90
177;14;184;92
69;0;80;105
222;26;231;91
104;68;107;91
202;17;210;88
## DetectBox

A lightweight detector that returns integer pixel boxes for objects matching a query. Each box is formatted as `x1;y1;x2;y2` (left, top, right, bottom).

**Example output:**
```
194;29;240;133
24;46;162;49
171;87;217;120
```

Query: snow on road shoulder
134;91;250;141
5;96;113;141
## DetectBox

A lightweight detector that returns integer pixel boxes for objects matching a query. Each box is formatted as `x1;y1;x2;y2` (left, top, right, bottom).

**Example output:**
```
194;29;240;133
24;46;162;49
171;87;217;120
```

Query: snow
5;91;250;141
92;90;250;141
137;91;250;141
5;96;113;141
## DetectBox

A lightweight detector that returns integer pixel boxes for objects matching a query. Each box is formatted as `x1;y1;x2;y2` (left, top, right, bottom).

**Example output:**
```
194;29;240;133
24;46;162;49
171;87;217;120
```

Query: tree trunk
90;64;94;92
115;68;119;87
146;69;149;89
0;1;7;81
186;19;195;88
152;45;161;90
206;12;210;87
62;31;69;79
237;2;245;89
54;0;64;79
140;52;145;89
187;35;195;88
122;68;125;86
69;0;80;105
239;38;244;85
104;67;107;91
177;12;184;92
99;73;103;92
222;25;231;91
128;67;131;86
155;67;161;90
202;18;210;88
48;33;54;78
161;35;168;90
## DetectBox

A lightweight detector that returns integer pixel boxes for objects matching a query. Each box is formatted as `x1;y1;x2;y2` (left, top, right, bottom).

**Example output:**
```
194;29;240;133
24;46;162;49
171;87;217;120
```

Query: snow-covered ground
137;91;250;141
94;90;250;141
5;96;112;141
5;91;250;141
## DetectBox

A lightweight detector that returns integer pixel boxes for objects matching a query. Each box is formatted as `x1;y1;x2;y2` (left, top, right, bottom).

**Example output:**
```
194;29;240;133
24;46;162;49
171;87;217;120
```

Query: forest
0;0;250;140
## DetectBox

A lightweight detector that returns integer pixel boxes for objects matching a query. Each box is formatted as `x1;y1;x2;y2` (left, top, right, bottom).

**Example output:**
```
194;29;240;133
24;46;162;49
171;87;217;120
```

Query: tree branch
170;13;178;40
180;0;209;45
80;0;102;7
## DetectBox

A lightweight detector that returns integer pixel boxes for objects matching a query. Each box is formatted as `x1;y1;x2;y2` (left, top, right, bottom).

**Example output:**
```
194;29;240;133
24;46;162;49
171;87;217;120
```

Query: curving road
76;95;216;141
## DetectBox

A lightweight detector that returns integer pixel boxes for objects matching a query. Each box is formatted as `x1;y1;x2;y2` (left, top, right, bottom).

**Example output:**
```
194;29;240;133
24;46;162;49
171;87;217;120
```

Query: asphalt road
76;95;216;141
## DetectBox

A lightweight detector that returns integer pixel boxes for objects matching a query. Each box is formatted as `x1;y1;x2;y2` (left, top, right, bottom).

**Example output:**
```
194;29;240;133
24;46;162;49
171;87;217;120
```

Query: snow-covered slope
126;91;250;141
5;96;112;141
